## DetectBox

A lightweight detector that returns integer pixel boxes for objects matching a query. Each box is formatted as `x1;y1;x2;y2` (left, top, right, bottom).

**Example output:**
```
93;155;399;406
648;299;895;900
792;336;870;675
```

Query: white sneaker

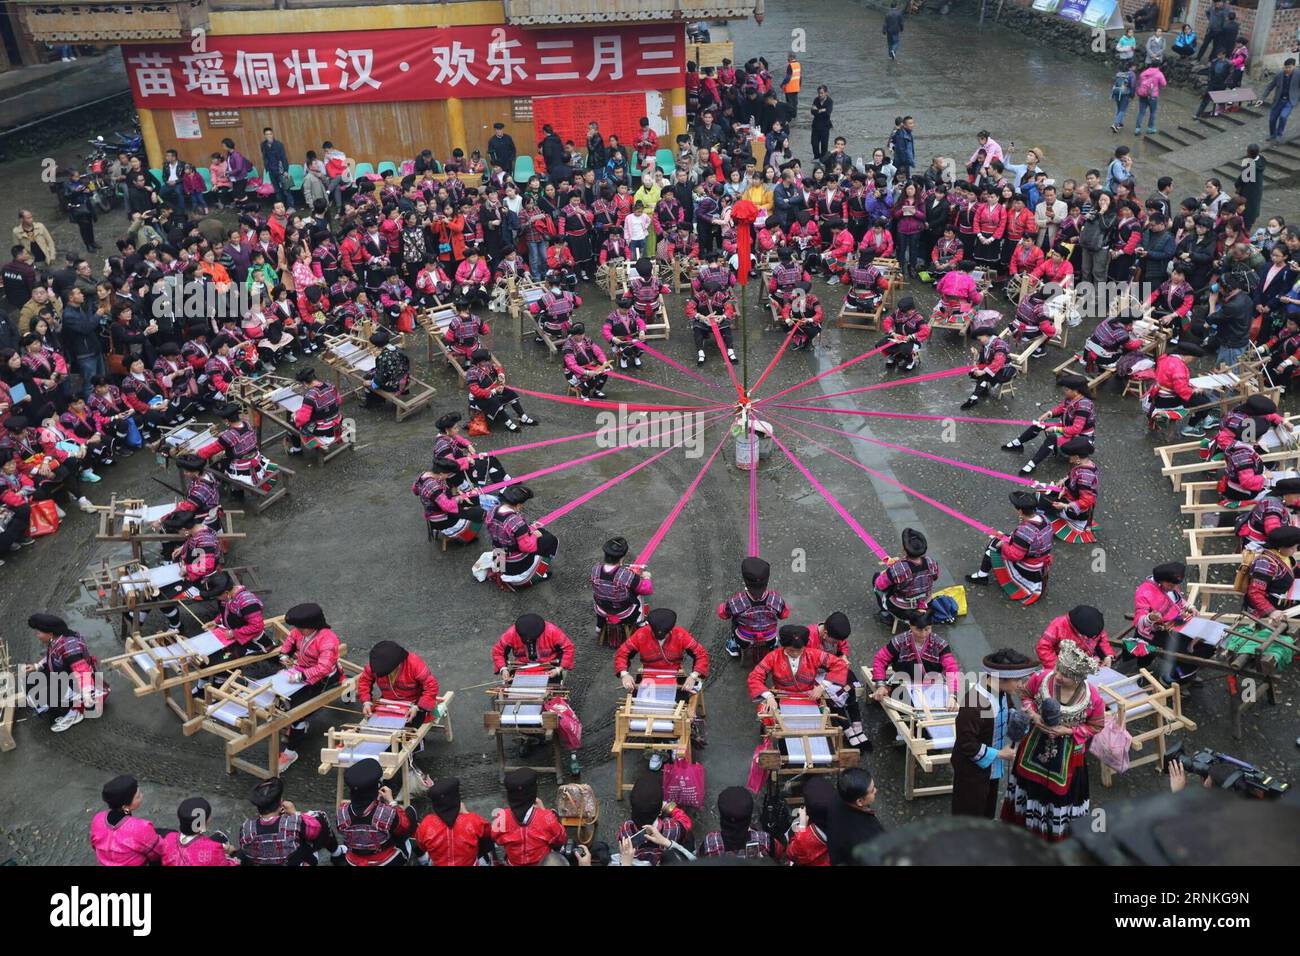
727;349;737;361
278;749;299;771
55;505;67;519
697;350;706;365
78;496;97;513
52;710;84;733
648;753;664;772
619;358;628;370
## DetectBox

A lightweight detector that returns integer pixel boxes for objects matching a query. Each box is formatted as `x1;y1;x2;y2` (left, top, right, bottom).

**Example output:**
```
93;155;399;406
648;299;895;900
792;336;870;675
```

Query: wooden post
446;97;468;154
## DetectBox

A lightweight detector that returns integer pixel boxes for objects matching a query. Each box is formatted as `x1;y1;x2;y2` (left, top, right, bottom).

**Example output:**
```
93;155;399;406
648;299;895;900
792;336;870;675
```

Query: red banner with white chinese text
122;24;684;108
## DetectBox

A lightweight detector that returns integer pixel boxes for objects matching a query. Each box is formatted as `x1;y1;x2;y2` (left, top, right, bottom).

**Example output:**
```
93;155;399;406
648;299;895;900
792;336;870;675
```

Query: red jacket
415;811;490;866
357;651;440;711
613;624;710;678
1036;614;1115;669
491;621;575;672
786;826;830;866
747;647;849;700
973;202;1007;238
278;627;341;686
492;806;566;865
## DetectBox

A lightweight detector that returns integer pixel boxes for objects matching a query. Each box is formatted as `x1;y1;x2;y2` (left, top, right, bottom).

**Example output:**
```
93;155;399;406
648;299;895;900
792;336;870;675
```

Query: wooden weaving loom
614;261;671;340
231;375;354;464
321;332;436;423
318;693;454;806
611;668;700;800
1086;666;1197;786
94;493;243;562
756;693;859;800
483;665;564;783
0;641;19;752
863;670;957;800
182;649;362;779
154;418;292;513
81;558;267;638
101;615;290;722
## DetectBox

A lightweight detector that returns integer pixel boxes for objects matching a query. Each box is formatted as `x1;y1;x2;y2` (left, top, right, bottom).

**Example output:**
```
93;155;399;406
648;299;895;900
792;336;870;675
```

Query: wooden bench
1160;445;1300;493
1184;526;1248;584
321;332;437;423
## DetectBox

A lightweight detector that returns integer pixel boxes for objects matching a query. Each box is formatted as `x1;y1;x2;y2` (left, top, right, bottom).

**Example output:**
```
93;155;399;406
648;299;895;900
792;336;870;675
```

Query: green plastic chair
377;161;397;177
288;163;305;190
353;162;376;180
196;167;212;191
148;167;163;187
243;165;259;191
654;148;676;178
513;155;536;184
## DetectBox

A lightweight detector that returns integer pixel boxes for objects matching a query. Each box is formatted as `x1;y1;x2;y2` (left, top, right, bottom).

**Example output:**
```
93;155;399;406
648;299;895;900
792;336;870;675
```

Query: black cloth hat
629;774;662;827
216;403;243;421
635;258;653;278
428;777;461;827
431;457;459;474
1274;477;1300;495
801;776;835;832
159;342;181;356
27;612;69;634
436;412;462;432
250;777;284;812
501;484;532;505
504;767;539;821
778;624;810;647
1058;373;1089;391
569;321;585;336
284;602;327;629
980;647;1037;678
295;367;317;383
204;570;233;595
1068;604;1105;637
177;796;212;836
896;296;915;312
1267;526;1300;548
369;328;391;347
902;527;927;557
3;415;29;432
161;510;198;533
741;556;771;588
603;536;628;560
343;757;383;796
1010;490;1039;511
824;611;851;640
368;640;407;677
1244;394;1277;416
1059;437;1094;457
515;613;545;641
175;453;205;471
470;348;493;364
1152;561;1186;584
102;774;139;809
647;607;677;638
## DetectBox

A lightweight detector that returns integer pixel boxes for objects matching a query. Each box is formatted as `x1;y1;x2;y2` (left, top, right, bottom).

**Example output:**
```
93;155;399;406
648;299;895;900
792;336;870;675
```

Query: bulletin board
532;91;653;171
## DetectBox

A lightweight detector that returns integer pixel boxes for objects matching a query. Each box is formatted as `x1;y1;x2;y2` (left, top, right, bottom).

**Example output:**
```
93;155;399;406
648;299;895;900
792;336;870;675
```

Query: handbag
396;305;416;334
468;411;490;436
29;498;60;537
1091;715;1133;774
123;416;143;449
661;759;706;809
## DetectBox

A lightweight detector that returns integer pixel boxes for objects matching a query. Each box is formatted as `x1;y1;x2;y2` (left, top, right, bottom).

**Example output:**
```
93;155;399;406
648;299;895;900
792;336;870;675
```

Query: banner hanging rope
769;433;889;559
638;342;727;391
765;404;1038;428
752;341;892;403
768;413;1001;536
773;412;1049;488
636;431;729;566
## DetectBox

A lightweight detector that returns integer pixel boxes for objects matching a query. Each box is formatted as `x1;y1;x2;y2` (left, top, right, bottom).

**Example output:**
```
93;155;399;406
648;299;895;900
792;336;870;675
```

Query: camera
1166;741;1290;799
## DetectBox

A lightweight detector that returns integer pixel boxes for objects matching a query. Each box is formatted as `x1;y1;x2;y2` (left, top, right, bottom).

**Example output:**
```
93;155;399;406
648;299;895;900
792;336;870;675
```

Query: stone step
1267;141;1300;163
1264;151;1300;175
1174;123;1211;142
1140;132;1179;152
1148;127;1198;149
1213;163;1288;185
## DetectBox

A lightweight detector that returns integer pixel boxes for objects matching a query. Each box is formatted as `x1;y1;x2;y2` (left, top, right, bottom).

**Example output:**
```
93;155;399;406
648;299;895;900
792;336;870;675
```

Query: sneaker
413;768;434;791
697;350;706;365
648;753;664;772
634;357;642;368
1002;439;1023;451
725;638;741;658
903;360;917;372
1111;124;1120;133
727;349;737;361
959;396;978;410
519;415;539;426
593;390;606;399
78;496;97;513
52;710;85;733
579;394;591;403
1019;461;1037;475
1180;424;1205;438
55;505;67;519
1147;127;1157;134
1202;415;1221;429
15;537;35;548
568;752;582;776
287;445;303;455
966;571;990;584
505;419;520;432
1134;127;1142;136
619;358;628;370
79;469;101;483
278;749;299;771
1031;347;1047;358
884;357;897;368
99;457;115;467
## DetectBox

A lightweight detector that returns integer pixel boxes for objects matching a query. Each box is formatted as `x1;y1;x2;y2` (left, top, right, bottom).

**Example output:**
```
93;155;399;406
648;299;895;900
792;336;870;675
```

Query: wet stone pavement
1;3;1298;863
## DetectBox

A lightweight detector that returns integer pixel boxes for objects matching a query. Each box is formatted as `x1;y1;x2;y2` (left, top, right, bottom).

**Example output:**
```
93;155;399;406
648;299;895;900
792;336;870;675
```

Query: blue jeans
1112;95;1131;126
1269;99;1294;138
886;32;901;56
1217;345;1245;369
630;238;646;259
75;353;106;398
161;183;188;215
1135;96;1158;130
527;240;547;279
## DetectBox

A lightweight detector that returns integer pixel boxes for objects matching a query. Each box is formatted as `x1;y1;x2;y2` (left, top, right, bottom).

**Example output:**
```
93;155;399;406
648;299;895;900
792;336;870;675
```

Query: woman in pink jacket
90;774;162;866
275;601;342;771
1134;63;1167;136
161;796;240;866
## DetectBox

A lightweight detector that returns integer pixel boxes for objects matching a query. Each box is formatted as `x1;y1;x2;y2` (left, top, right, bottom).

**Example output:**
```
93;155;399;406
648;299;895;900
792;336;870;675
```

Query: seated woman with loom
274;602;342;773
413;457;485;546
870;610;960;711
484;484;557;590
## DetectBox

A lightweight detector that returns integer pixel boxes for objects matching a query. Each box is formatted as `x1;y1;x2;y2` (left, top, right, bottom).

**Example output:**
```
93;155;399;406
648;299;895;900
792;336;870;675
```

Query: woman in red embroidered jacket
454;249;492;309
614;607;707;691
358;640;442;723
614;774;695;865
152;342;202;416
492;768;567;866
719;556;791;657
1108;200;1144;281
276;601;342;769
20;332;69;408
749;625;850;713
857;217;895;260
28;612;103;732
161;797;240;866
0;450;34;550
972;189;1007;271
785;776;833;866
91;775;162;865
120;354;183;426
1036;605;1114;670
1;413;77;502
1031;243;1075;290
1002;372;1095;474
871;611;960;705
337;758;424;866
416;777;493;866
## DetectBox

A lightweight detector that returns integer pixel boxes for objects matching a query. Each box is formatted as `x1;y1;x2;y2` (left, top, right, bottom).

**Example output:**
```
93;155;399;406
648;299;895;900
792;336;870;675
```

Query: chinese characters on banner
122;25;685;109
532;92;650;163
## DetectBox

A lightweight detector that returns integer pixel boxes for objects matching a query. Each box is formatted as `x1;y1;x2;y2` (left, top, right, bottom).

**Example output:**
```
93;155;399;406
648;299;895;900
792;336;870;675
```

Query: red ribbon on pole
731;199;760;287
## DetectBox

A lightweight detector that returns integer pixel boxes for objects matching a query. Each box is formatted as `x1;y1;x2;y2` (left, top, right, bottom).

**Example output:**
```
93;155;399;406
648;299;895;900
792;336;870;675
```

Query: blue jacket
890;128;915;169
261;139;290;176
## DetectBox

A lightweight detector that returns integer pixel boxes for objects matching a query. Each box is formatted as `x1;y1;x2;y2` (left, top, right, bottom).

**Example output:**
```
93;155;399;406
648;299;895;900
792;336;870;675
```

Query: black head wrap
902;527;927;558
344;757;383;809
647;607;677;638
177;796;211;836
824;611;851;641
779;624;810;648
428;777;461;827
629;775;662;827
716;786;754;852
284;602;327;630
741;556;770;591
368;640;407;677
1068;605;1105;638
801;776;835;832
603;536;629;561
27;613;69;634
102;774;138;809
504;767;539;823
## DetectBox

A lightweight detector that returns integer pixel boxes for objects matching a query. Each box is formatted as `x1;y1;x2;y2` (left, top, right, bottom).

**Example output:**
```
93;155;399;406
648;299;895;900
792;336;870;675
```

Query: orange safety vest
783;61;802;94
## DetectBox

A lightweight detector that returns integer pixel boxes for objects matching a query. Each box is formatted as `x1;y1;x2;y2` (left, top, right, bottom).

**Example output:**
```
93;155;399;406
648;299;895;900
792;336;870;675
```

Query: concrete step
1267;141;1300;163
1174;123;1211;142
1147;127;1198;149
1197;115;1237;134
1264;152;1300;176
1214;163;1288;185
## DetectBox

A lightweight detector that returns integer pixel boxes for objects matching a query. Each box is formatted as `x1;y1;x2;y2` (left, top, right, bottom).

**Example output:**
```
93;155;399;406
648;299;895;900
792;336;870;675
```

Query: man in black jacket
1197;0;1226;60
488;123;517;178
1206;272;1253;369
538;125;566;185
1194;51;1233;118
828;768;885;864
2;246;35;309
60;286;105;398
883;3;905;60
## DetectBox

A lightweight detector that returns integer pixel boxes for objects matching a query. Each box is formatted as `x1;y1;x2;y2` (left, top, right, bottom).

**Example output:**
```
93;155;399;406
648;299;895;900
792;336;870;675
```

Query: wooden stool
599;618;637;649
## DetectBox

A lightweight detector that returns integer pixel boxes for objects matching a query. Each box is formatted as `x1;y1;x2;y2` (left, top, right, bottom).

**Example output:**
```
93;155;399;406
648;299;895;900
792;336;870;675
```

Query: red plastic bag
467;411;490;437
29;498;59;537
747;740;773;793
397;305;416;334
542;697;582;751
662;760;706;809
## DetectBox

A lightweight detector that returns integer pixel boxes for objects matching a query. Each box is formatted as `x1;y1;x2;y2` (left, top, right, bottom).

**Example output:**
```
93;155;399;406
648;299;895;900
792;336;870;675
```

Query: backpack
1111;70;1132;99
760;781;791;845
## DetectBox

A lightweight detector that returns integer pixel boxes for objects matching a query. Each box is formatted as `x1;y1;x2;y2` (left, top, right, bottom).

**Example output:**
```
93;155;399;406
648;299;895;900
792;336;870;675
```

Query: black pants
693;321;734;351
0;504;31;549
74;215;96;250
455;454;508;487
477;388;524;421
284;670;342;746
785;91;798;116
1015;423;1064;466
811;127;830;161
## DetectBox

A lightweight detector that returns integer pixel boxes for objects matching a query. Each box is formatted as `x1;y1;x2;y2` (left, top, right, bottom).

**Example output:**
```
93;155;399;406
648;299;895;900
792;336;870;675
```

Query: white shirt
624;213;650;242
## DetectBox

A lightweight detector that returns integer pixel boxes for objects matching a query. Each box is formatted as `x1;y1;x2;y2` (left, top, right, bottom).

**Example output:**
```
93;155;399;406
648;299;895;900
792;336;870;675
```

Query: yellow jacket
742;182;774;214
